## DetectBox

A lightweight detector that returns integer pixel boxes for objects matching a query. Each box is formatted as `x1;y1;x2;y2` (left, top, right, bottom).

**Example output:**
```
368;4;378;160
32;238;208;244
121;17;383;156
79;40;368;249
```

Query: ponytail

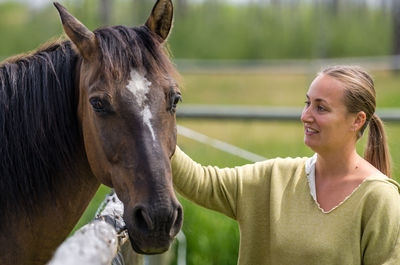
364;114;392;178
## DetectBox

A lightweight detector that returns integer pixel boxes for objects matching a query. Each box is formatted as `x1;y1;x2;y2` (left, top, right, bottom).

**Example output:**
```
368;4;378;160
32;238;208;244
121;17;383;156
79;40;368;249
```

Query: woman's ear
353;111;367;132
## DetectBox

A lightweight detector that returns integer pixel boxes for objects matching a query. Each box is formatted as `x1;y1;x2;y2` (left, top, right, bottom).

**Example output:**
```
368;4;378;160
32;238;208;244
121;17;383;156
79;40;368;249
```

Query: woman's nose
301;106;312;123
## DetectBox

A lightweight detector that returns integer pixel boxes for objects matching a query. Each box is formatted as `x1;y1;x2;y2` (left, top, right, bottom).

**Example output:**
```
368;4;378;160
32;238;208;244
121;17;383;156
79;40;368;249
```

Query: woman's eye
304;100;311;107
317;105;325;111
89;97;110;113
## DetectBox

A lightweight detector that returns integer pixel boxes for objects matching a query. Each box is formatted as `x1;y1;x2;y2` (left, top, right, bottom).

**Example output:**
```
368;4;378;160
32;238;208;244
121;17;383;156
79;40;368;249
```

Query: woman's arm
171;146;277;220
171;146;240;219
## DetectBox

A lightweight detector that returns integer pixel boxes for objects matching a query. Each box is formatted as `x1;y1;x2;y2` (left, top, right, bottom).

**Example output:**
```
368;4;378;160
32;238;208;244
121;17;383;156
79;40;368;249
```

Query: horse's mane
0;25;178;223
0;40;81;218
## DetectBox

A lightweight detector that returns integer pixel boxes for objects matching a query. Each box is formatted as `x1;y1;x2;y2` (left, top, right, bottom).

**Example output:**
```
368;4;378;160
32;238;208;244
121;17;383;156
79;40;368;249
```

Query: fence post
47;192;132;265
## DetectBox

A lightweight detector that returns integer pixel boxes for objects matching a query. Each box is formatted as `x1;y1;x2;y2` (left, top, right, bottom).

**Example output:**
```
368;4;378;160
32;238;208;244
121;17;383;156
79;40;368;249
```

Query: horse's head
55;0;182;254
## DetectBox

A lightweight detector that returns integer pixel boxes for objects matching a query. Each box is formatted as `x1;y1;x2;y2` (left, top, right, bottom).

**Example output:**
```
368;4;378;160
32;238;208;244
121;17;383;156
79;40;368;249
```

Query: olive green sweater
172;146;400;265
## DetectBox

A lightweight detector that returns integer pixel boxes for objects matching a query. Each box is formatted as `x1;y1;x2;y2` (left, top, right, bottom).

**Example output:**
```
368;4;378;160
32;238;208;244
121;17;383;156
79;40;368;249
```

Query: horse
0;1;183;264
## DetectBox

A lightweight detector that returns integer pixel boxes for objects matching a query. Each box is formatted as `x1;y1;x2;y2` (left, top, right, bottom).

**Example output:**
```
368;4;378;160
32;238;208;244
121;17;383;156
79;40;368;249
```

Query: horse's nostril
131;203;183;238
133;206;154;232
169;205;183;237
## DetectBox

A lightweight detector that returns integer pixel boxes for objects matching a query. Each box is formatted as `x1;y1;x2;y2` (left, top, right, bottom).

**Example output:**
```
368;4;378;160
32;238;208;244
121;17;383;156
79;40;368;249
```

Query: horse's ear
54;2;97;60
145;0;173;42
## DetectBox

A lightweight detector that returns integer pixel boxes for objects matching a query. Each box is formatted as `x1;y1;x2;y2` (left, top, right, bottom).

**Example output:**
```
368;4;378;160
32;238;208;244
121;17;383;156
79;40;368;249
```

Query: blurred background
1;0;400;264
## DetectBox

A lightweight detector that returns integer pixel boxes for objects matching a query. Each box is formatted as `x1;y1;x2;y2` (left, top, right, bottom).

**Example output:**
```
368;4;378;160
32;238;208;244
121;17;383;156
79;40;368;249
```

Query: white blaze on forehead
126;70;152;107
126;70;156;141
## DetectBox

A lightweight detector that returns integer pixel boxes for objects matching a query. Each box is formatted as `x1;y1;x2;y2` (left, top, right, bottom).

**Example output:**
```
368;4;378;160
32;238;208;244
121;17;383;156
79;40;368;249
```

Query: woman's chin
304;139;318;152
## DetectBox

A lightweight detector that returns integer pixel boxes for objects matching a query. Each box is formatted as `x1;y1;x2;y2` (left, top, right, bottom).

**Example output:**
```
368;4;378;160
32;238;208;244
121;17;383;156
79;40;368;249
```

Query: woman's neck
315;148;362;180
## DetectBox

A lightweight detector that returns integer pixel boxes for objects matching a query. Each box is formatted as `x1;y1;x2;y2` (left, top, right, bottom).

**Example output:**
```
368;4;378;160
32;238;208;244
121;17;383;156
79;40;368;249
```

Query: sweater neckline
305;154;375;214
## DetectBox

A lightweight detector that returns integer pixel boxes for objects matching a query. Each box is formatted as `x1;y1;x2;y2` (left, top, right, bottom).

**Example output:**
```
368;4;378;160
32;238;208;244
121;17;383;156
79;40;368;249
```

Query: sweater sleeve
361;180;400;265
171;146;276;220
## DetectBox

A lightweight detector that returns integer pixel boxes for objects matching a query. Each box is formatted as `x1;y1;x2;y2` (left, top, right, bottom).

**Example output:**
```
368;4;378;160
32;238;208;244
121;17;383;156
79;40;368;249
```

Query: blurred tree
70;0;98;29
0;0;394;60
176;0;188;17
99;0;112;26
329;0;339;16
382;0;391;11
314;0;328;58
132;0;150;25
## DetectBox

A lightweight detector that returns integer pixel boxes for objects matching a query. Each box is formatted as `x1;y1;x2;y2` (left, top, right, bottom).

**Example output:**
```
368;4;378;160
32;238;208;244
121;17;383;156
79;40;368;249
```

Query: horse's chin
128;234;171;255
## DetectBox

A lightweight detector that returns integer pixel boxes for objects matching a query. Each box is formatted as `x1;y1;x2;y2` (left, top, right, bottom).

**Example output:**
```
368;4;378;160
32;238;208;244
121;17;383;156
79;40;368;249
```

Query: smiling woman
302;74;356;155
170;65;400;265
301;65;393;212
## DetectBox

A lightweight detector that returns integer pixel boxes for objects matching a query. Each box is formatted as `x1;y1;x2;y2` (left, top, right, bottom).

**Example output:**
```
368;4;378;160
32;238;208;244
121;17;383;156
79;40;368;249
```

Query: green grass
180;73;312;106
181;71;400;108
373;72;400;108
74;70;400;265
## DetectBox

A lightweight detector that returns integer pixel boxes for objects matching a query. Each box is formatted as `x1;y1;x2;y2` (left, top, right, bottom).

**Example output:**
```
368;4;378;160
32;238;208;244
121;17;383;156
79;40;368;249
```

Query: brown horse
0;1;183;264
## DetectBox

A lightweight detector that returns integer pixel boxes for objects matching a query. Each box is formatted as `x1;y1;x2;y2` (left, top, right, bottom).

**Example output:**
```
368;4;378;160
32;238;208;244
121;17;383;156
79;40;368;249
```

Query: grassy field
74;70;400;265
180;71;400;108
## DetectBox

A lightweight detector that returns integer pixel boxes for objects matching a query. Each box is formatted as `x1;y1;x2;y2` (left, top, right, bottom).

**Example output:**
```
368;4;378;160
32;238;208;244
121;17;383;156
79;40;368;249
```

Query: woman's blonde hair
320;65;392;178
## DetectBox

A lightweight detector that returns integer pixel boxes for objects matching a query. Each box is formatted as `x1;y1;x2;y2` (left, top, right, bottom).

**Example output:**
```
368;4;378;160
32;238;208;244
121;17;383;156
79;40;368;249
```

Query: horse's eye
89;97;110;113
173;94;182;107
169;92;182;113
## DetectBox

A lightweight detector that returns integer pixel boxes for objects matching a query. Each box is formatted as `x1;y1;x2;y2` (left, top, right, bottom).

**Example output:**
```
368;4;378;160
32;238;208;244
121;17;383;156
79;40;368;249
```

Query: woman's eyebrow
315;98;327;103
306;94;328;104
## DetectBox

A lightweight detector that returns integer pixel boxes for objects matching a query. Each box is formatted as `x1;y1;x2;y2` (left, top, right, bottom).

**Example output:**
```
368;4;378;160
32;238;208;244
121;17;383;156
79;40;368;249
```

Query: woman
172;65;400;265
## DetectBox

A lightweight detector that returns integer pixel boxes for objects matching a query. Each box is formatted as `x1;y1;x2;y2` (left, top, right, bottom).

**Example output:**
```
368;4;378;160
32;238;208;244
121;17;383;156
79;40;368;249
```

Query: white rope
177;125;267;163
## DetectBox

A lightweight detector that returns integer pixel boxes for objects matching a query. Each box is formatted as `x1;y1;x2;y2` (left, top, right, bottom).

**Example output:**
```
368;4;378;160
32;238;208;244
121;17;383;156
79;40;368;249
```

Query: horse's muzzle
125;201;183;254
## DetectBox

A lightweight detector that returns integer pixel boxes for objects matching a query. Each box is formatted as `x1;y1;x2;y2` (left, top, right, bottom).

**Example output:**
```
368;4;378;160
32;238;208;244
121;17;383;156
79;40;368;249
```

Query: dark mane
0;40;81;218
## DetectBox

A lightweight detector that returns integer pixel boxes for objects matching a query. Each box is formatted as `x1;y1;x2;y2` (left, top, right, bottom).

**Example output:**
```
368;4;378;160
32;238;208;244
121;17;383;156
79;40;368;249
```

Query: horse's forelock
94;25;178;83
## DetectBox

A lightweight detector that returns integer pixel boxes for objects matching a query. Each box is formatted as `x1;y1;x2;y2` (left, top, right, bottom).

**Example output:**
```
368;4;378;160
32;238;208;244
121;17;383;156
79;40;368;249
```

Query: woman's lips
305;127;319;135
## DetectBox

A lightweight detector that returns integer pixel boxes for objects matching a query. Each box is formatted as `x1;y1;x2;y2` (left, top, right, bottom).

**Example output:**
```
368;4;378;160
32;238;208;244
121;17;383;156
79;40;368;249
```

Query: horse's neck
0;150;100;265
0;46;102;264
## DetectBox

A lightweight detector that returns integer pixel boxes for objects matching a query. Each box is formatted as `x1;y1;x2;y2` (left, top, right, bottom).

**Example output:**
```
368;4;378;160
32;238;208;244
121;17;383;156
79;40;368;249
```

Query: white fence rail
177;125;267;162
